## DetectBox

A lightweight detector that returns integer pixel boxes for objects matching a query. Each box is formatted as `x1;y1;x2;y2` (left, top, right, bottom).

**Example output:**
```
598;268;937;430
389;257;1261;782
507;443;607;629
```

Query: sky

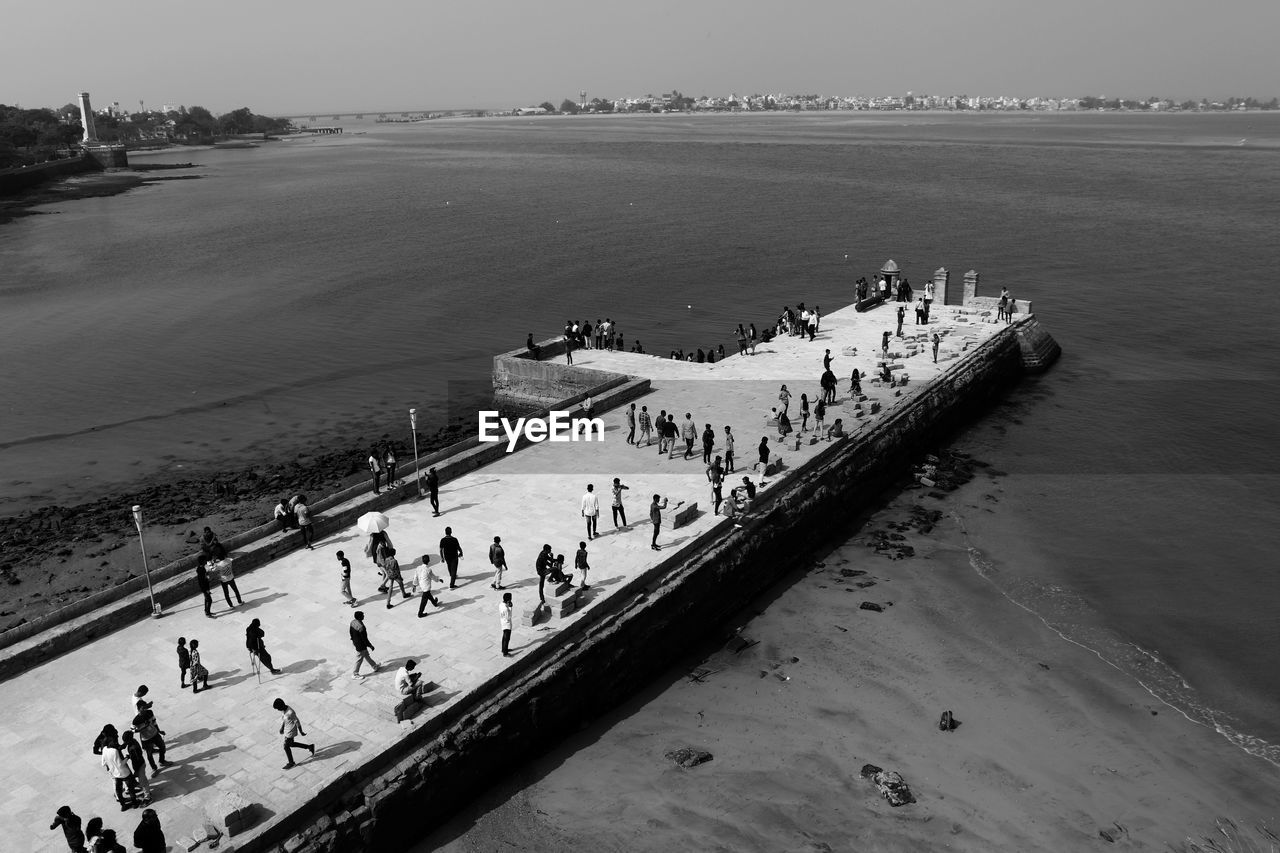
4;0;1278;115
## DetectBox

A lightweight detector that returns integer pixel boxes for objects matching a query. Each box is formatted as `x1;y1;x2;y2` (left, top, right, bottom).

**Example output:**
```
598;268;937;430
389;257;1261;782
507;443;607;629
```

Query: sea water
2;111;1278;759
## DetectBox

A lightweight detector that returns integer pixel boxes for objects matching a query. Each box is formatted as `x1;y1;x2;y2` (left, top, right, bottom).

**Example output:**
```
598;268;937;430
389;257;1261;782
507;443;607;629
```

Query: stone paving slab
0;301;1002;851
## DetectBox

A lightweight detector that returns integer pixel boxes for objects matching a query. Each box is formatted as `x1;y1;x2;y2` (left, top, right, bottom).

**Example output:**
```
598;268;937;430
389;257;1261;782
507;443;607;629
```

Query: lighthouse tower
77;92;99;143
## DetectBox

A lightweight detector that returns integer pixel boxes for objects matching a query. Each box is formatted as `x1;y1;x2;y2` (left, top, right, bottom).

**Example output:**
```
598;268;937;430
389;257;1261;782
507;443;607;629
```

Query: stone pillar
932;267;950;306
963;270;980;304
78;92;98;143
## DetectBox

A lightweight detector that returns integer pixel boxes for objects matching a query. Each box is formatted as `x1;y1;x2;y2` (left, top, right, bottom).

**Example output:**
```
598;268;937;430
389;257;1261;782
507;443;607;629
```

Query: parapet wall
245;316;1054;853
0;155;98;195
493;337;632;410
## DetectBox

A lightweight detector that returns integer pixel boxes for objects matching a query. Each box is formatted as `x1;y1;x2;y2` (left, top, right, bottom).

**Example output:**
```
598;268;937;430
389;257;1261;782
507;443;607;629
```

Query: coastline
420;468;1280;852
0;421;468;633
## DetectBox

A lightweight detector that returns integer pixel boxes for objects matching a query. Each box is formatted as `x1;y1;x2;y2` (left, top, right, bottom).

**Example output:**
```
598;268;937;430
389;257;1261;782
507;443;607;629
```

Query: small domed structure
880;259;900;273
878;259;902;294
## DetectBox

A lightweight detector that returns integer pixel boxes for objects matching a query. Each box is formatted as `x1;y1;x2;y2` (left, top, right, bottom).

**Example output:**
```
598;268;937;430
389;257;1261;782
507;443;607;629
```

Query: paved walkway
1;301;1000;851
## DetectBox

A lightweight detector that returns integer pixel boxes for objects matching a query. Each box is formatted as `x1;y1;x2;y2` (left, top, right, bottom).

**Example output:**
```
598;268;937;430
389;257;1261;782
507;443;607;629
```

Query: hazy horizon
5;0;1279;116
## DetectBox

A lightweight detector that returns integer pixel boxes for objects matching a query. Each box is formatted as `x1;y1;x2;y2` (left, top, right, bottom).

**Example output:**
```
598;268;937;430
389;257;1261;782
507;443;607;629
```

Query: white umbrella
357;511;390;534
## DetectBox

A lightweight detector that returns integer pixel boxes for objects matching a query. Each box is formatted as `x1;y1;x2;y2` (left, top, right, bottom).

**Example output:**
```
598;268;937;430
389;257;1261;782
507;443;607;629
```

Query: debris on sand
860;764;916;806
665;747;714;768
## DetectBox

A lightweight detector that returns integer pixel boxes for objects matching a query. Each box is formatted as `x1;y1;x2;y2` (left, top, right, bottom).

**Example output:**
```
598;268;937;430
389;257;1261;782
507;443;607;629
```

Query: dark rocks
665;747;713;768
860;602;883;612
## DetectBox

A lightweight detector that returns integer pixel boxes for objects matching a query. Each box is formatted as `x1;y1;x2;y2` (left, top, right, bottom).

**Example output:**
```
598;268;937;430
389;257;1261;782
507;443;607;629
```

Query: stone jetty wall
0;155;98;195
244;316;1055;853
493;336;639;410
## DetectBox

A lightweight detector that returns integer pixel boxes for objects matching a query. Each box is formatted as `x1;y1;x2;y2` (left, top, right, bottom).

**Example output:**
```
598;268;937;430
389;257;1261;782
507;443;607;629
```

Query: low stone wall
493;337;630;410
0;378;650;682
0;156;97;195
241;317;1053;852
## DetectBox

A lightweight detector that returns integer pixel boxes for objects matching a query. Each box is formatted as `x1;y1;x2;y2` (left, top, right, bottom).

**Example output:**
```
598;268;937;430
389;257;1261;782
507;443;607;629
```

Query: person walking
368;446;384;495
814;398;827;434
575;541;591;589
132;808;165;853
756;436;770;473
499;593;513;657
273;698;316;769
610;478;629;527
382;548;409;608
415;555;442;617
246;618;280;674
349;611;380;677
120;730;151;806
439;527;464;589
932;332;941;363
778;385;791;417
649;494;668;550
701;423;715;464
707;456;725;515
216;557;242;608
426;467;440;516
294;496;315;550
49;805;86;853
581;484;600;540
488;536;507;590
195;559;215;618
915;297;926;325
637;405;652;446
189;639;209;692
99;732;139;812
337;551;356;606
662;415;679;459
799;394;810;432
564;330;574;365
625;403;637;445
384;444;399;487
723;425;736;473
681;413;697;460
882;331;891;356
176;637;190;688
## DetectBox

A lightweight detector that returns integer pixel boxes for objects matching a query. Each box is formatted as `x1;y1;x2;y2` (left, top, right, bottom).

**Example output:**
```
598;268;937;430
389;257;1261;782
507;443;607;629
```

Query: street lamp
410;408;423;497
131;505;162;618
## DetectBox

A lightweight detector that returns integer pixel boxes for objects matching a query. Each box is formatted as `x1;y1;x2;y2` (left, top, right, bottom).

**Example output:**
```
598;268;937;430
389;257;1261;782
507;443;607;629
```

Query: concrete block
207;789;257;837
553;580;574;597
671;502;698;528
764;460;783;477
870;402;882;414
522;604;550;627
555;591;581;618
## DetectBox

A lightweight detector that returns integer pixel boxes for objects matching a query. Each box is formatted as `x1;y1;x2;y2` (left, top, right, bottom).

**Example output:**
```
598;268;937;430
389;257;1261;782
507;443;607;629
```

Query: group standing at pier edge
61;273;980;845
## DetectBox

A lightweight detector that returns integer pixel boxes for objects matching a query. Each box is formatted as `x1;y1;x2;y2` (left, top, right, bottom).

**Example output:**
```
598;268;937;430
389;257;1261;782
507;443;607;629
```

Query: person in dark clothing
526;333;541;361
246;619;280;674
195;560;214;618
50;805;86;853
349;611;380;676
131;704;170;773
97;829;127;852
426;467;440;516
701;424;715;465
439;527;463;589
132;808;165;853
199;527;226;561
896;304;905;337
535;544;553;604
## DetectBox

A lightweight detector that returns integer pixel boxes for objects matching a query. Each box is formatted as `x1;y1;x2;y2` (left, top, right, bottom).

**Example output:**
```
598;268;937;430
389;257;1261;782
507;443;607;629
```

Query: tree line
0;103;293;169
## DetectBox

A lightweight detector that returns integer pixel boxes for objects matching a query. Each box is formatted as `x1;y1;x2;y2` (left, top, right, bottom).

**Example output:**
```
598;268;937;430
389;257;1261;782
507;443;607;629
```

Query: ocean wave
955;512;1280;768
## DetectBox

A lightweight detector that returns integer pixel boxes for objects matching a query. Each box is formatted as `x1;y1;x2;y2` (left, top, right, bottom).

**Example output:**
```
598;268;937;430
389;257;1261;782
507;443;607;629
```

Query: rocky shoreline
0;421;470;633
0;163;202;224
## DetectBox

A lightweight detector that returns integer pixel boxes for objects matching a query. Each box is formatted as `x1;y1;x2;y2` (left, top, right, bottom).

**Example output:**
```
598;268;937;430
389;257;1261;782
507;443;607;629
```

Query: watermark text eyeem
478;411;605;452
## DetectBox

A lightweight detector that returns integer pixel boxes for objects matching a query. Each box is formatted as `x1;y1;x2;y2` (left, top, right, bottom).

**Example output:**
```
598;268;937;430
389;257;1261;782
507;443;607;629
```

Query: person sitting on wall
826;418;845;441
547;554;573;586
526;333;541;361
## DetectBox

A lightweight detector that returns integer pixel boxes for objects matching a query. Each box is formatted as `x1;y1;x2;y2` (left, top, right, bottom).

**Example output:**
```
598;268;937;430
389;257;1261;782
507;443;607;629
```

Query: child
383;548;408;608
176;637;190;689
49;806;85;853
337;551;356;607
814;398;826;434
575;541;591;589
189;639;209;693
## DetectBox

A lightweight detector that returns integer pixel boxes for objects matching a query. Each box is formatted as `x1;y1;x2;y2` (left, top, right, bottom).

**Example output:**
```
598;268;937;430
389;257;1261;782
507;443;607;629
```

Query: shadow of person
166;725;229;749
310;740;363;762
434;595;481;612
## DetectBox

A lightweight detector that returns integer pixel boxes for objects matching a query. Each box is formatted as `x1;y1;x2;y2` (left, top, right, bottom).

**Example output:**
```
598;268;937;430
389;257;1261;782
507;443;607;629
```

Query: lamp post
410;408;423;497
131;505;161;618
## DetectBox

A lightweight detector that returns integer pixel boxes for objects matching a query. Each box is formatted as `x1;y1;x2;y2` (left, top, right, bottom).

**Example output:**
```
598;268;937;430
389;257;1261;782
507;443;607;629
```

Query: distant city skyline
5;0;1278;115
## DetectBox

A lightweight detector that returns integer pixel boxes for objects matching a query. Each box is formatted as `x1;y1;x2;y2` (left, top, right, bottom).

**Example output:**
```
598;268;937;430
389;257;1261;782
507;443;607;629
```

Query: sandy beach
419;468;1280;852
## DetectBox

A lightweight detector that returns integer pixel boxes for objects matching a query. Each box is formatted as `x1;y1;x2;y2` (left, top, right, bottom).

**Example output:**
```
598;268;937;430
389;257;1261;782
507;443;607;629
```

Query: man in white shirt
500;593;513;657
415;556;441;617
395;659;430;701
581;483;600;540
